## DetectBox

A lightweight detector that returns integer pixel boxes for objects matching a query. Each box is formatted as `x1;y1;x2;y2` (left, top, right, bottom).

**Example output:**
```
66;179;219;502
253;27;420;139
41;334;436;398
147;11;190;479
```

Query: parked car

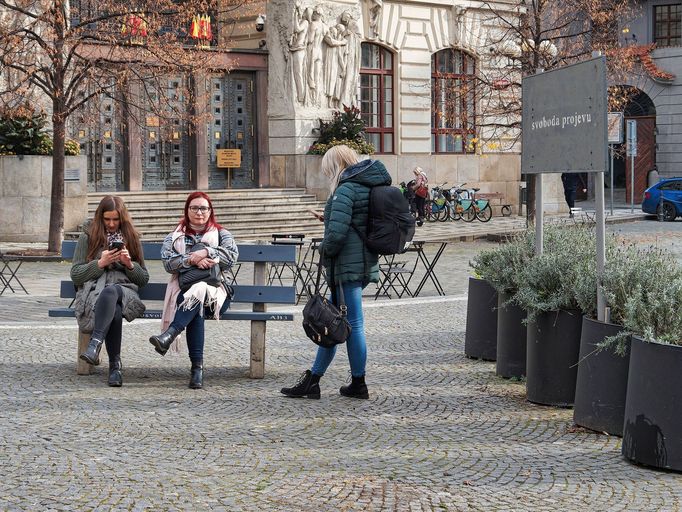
642;177;682;221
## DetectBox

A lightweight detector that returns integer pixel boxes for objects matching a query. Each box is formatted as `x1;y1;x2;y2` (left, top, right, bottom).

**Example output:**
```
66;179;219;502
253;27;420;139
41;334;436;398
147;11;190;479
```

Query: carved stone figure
306;5;327;107
323;24;347;109
289;3;311;105
366;0;382;39
339;11;361;108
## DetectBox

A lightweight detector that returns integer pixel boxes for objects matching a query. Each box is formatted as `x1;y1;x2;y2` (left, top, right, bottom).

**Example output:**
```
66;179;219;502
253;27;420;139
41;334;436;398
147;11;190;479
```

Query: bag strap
316;245;347;316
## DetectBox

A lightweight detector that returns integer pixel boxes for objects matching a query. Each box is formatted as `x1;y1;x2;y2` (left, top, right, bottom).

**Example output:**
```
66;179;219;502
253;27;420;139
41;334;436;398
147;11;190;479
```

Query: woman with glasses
149;191;238;389
72;195;149;387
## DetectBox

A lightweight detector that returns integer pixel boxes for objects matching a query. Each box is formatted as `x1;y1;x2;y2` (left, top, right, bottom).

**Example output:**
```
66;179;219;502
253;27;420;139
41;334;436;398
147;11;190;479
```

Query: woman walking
280;145;391;400
149;191;238;389
72;195;149;387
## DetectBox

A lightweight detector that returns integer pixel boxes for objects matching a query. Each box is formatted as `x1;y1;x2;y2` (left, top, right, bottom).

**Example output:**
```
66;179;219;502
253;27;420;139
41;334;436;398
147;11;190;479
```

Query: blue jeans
311;281;367;378
170;294;230;364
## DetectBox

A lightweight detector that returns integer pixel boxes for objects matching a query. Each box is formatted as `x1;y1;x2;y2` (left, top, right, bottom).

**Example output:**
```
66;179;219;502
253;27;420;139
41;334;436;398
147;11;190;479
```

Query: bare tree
466;0;640;219
0;0;243;251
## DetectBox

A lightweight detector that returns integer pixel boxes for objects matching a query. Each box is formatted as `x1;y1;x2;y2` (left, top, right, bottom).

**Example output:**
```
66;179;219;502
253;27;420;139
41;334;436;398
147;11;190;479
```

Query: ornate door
71;96;124;192
142;78;191;191
208;72;257;189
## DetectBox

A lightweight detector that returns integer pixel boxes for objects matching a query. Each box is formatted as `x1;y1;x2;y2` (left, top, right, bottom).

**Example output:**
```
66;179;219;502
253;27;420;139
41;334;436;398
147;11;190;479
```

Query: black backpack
353;185;416;255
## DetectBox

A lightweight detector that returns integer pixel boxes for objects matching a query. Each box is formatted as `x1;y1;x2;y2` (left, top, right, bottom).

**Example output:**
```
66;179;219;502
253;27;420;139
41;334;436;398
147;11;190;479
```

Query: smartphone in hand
109;241;125;251
308;209;324;221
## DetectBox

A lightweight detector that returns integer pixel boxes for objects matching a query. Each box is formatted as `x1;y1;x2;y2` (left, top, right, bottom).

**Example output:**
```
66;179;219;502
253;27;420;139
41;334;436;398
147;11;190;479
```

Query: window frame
359;43;395;154
431;48;477;154
654;3;682;47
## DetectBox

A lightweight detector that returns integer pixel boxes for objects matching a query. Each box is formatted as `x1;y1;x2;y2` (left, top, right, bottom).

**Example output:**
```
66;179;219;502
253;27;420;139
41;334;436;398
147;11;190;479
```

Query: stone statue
289;3;311;105
323;24;347;109
339;11;361;108
366;0;382;39
305;5;327;107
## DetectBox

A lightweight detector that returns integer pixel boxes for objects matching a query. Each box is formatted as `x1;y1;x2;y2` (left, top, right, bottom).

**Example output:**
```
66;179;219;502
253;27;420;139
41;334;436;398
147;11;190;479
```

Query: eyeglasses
189;206;211;214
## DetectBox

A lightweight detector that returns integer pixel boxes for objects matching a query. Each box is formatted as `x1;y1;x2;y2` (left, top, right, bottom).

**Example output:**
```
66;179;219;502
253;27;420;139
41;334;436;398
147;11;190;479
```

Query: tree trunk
48;110;66;253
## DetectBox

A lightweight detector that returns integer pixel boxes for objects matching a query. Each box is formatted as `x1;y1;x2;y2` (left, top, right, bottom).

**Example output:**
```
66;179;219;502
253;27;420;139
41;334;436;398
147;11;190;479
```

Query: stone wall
0;156;88;242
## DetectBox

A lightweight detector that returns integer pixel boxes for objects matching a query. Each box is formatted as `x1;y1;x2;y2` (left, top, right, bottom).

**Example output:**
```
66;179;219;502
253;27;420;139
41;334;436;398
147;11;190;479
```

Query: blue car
642;177;682;221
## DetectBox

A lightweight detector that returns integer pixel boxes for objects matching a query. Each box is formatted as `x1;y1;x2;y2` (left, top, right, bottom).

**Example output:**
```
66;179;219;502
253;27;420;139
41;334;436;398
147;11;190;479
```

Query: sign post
216;149;242;188
626;119;637;213
522;56;608;321
608;112;624;215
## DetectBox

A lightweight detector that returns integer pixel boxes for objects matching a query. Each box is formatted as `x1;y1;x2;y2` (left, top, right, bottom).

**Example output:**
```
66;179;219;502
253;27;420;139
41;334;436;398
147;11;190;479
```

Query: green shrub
470;230;535;298
0;104;49;155
308;105;376;155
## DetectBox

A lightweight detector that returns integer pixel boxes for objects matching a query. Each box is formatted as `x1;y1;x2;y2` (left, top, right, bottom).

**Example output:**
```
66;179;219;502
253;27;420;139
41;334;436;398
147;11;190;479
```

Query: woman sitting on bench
72;196;149;387
149;191;238;390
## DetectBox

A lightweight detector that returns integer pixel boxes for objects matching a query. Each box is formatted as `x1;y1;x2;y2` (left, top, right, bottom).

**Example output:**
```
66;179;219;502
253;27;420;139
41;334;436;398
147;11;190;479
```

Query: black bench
51;240;296;379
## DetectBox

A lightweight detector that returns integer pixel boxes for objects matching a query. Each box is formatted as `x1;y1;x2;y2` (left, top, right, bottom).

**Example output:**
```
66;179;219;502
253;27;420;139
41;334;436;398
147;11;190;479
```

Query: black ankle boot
108;357;122;387
149;325;181;356
340;375;369;399
280;370;321;399
80;337;104;366
189;361;203;389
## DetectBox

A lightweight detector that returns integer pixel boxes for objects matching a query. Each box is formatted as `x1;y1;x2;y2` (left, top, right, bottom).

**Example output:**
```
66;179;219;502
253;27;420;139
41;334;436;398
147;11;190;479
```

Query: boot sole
340;390;369;399
79;353;100;366
280;391;321;399
149;336;168;356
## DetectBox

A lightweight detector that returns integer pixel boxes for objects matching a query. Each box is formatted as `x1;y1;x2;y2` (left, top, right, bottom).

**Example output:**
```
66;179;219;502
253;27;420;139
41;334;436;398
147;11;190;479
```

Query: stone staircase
70;189;327;242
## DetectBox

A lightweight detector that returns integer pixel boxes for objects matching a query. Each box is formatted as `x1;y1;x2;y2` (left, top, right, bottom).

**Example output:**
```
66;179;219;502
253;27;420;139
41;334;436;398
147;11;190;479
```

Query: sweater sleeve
211;228;239;270
124;261;149;287
70;232;105;286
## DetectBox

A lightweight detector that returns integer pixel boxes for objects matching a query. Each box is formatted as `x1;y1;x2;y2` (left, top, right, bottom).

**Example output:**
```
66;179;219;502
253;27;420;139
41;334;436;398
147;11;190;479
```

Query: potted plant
470;230;533;377
572;238;644;436
308;105;376;156
614;248;682;471
515;224;595;406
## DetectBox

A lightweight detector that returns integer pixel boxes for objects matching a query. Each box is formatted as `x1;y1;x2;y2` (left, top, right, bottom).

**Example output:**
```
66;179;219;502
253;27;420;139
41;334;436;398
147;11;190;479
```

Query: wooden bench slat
58;281;295;304
61;240;296;263
48;307;294;322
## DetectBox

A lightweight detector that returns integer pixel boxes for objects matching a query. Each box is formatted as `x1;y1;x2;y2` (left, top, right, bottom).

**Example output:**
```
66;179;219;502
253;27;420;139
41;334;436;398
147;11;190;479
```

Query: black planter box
573;316;630;436
464;277;498;361
622;336;682;472
526;309;582;407
496;290;526;379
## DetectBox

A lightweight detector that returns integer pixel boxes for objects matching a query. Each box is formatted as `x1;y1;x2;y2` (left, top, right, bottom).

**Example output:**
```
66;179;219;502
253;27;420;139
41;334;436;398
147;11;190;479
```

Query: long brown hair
87;195;144;265
179;191;222;235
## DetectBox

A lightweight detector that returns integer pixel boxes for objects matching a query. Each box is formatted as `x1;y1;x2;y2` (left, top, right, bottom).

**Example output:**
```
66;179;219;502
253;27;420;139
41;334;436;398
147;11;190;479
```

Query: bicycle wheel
425;200;438;222
437;204;450;222
476;203;493;222
449;203;461;221
461;204;476;222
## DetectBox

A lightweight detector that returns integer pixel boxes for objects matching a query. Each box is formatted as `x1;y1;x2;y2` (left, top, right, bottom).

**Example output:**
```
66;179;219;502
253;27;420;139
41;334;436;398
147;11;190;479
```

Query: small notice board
217;149;242;168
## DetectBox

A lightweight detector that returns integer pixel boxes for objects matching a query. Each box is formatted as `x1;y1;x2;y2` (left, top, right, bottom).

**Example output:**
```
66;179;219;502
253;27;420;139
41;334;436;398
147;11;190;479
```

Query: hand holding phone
308;209;324;221
109;241;125;251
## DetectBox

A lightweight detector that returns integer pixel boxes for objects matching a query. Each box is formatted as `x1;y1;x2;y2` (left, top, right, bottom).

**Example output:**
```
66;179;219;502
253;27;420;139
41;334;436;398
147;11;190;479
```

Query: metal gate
142;78;191;191
208;72;257;189
71;96;124;192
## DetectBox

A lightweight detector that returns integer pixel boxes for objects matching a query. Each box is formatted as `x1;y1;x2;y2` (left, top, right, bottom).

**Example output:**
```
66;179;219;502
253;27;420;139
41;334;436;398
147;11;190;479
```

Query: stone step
77;188;328;242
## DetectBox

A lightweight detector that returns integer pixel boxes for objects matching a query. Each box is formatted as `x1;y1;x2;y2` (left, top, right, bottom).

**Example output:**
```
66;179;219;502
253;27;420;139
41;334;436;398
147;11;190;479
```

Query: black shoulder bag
178;243;232;297
302;250;351;348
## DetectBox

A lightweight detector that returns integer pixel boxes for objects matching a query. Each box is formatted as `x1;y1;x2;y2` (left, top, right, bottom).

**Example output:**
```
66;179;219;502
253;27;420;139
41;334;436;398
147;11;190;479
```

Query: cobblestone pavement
1;214;681;510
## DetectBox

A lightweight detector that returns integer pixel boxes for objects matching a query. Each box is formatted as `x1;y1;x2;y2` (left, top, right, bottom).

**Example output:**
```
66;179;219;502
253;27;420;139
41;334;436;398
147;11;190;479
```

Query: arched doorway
611;87;656;204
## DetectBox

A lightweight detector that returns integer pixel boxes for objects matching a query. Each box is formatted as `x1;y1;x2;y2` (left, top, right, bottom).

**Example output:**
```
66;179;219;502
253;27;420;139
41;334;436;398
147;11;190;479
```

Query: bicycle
425;183;449;222
461;187;492;222
442;183;473;221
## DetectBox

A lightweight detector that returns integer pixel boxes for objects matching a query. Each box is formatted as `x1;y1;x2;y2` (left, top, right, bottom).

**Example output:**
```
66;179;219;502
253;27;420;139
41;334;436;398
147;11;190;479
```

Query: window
431;49;476;153
360;43;394;154
654;4;682;47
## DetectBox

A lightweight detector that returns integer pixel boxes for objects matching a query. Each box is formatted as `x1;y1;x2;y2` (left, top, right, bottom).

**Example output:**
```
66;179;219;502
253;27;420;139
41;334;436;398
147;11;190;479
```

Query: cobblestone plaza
1;217;681;511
